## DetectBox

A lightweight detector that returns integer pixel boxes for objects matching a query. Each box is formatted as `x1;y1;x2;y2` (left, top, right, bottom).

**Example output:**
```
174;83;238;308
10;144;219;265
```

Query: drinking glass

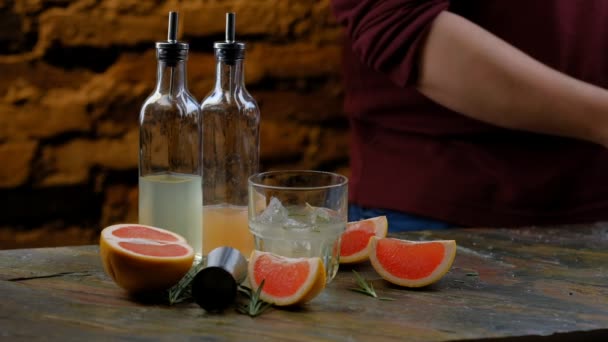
248;170;348;282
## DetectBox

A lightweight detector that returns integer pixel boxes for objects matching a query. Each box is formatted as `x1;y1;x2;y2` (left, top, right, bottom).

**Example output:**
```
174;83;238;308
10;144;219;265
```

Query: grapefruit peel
100;224;194;294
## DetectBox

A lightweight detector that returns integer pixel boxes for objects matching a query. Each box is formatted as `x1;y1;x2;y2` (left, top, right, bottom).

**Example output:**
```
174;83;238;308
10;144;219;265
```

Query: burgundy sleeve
331;0;449;87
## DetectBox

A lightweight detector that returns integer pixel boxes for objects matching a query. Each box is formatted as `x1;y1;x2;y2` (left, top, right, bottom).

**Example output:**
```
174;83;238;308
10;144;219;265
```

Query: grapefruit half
100;224;194;293
248;250;326;306
369;237;456;287
340;216;388;264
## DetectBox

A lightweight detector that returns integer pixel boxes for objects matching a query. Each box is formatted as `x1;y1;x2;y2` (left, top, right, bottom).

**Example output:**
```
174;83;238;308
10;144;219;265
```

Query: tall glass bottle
201;13;260;256
139;12;203;259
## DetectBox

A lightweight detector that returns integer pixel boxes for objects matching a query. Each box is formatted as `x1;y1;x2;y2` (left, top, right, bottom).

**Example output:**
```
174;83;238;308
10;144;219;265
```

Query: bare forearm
417;11;608;145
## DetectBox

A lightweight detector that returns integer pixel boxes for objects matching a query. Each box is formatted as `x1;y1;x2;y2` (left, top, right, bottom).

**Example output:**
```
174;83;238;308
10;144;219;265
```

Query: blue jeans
348;204;455;232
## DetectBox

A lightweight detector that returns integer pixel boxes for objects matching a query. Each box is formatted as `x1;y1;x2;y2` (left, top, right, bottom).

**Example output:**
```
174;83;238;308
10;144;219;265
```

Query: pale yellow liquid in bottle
139;173;203;258
202;204;253;257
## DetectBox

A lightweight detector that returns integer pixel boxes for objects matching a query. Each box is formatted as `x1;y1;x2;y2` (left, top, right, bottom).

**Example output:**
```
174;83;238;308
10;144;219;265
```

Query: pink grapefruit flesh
340;216;388;264
369;237;456;287
248;250;326;306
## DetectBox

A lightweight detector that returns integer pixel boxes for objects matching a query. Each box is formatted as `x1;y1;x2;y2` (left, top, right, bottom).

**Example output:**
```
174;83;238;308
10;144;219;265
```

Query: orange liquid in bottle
202;204;254;257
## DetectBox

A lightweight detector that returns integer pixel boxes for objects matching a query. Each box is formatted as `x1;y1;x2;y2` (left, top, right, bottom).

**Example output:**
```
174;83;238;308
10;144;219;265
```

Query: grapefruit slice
369;237;456;287
100;224;194;293
340;216;388;264
248;250;326;306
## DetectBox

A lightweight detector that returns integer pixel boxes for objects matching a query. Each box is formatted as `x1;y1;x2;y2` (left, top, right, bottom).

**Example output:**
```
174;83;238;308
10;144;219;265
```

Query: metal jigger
192;247;248;312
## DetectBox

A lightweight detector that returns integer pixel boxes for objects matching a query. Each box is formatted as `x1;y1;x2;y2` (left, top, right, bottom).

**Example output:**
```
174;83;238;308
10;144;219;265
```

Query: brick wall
0;0;349;248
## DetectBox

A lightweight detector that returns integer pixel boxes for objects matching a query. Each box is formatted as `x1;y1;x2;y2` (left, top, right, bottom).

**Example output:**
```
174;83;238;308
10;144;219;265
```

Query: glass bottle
139;12;203;260
201;13;260;256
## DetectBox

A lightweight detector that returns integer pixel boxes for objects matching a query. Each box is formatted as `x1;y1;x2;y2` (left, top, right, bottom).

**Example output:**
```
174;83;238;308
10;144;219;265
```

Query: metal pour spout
226;12;236;43
168;11;178;43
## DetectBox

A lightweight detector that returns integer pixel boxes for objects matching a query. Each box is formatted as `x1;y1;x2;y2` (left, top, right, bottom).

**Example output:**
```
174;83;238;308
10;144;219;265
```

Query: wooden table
1;224;607;341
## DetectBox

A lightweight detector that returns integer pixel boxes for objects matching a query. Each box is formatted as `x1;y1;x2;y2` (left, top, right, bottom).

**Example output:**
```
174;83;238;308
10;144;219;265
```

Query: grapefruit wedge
248;250;326;306
369;237;456;287
340;216;388;264
100;224;194;294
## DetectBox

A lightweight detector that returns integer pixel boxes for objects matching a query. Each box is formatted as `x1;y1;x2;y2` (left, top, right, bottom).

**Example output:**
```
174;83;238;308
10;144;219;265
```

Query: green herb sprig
349;270;395;301
237;280;272;317
167;261;206;305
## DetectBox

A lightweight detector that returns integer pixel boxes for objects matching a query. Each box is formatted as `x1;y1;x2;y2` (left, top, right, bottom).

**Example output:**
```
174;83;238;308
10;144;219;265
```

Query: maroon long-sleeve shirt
332;0;608;226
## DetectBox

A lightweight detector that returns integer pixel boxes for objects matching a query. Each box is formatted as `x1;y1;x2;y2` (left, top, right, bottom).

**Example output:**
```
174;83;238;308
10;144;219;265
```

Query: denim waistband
348;204;456;232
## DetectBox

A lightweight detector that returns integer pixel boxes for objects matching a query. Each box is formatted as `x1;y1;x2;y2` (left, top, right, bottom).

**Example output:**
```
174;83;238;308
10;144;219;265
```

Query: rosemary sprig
167;261;206;305
349;270;395;301
237;280;272;317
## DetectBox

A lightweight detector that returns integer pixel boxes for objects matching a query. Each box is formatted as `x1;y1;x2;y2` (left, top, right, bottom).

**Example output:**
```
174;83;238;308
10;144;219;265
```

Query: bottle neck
155;60;187;95
214;58;244;94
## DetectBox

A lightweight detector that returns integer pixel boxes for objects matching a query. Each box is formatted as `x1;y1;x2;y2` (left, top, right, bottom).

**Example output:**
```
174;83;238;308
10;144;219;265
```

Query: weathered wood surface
1;224;607;341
